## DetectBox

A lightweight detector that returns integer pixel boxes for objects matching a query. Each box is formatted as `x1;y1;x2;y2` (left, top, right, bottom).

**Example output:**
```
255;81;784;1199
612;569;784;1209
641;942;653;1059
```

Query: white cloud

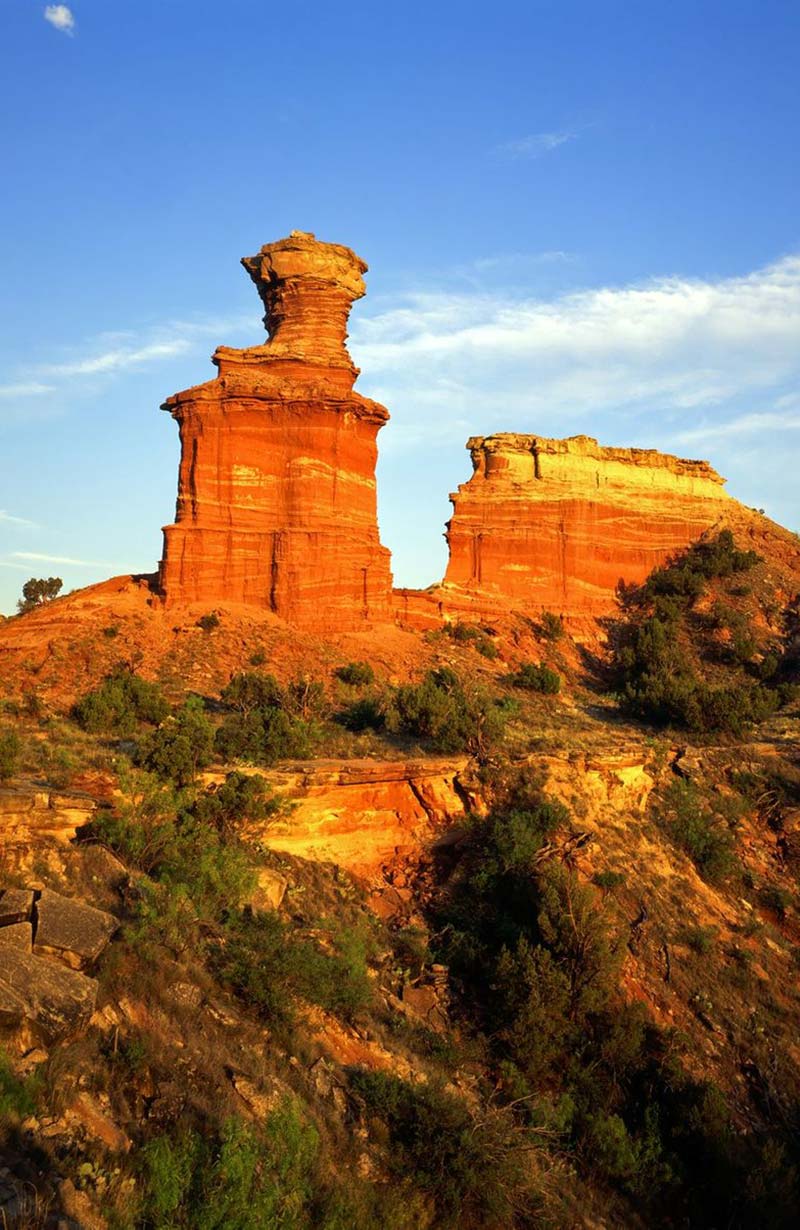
677;409;800;445
498;130;575;159
44;5;75;34
0;511;38;528
350;254;800;452
0;382;55;398
0;562;31;572
11;551;114;567
46;338;193;377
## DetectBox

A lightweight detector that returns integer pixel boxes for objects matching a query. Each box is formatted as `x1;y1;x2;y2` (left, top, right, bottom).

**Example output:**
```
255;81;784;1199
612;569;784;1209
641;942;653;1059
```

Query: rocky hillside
1;528;799;1228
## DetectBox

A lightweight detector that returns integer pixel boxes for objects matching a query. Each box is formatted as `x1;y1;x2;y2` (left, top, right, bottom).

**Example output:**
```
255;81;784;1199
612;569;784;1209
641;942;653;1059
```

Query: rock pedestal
158;231;393;629
443;433;732;616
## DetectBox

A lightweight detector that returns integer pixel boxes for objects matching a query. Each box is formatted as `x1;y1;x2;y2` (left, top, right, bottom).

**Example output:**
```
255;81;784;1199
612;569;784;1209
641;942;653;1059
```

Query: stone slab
0;888;34;925
0;922;33;953
0;947;98;1040
33;889;118;968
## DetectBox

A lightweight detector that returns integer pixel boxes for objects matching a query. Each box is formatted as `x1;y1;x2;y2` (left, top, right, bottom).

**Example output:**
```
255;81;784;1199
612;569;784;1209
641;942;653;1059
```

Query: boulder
0;979;27;1027
0;888;34;925
33;889;118;969
401;983;448;1032
0;922;33;952
249;867;288;913
0;947;98;1040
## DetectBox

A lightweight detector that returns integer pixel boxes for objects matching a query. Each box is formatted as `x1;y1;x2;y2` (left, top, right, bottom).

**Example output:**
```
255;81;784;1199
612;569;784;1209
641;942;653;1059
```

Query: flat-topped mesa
443;432;733;617
158;232;393;629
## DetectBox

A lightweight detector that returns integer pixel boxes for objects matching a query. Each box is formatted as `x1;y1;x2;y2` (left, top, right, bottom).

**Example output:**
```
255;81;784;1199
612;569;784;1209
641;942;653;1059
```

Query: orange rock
158;231;393;630
442;433;734;618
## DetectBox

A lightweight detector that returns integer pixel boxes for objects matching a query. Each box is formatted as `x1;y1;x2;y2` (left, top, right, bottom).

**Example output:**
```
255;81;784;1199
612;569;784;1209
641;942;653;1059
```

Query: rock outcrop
247;757;471;881
442;433;733;617
0;886;117;1041
158;231;393;630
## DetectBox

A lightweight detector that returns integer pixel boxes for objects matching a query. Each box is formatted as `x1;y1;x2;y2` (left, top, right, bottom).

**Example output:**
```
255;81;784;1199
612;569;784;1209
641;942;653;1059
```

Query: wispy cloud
350;253;800;453
677;408;800;445
43;5;75;35
471;251;575;271
0;315;254;416
45;338;193;377
0;511;38;528
0;382;55;398
0;561;32;572
498;130;576;159
11;551;115;567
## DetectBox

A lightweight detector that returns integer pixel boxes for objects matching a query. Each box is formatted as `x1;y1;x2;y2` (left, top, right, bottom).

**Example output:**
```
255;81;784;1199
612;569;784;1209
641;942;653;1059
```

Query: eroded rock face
250;757;470;881
443;433;733;617
159;231;393;629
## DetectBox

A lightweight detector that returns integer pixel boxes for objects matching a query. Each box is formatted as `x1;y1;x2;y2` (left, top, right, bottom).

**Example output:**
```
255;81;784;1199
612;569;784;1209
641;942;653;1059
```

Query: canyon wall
441;433;733;617
158;231;393;630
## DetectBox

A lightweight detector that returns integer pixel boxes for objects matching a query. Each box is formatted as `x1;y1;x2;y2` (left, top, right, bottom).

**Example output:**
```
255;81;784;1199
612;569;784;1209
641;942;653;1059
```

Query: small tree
0;730;21;782
17;577;62;614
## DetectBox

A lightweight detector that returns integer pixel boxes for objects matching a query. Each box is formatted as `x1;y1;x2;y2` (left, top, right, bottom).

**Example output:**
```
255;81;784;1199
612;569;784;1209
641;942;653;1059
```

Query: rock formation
158;231;392;629
442;433;733;617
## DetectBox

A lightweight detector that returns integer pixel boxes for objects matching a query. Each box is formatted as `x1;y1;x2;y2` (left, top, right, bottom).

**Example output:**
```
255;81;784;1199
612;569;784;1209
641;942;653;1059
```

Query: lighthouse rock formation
158;231;392;630
442;433;734;617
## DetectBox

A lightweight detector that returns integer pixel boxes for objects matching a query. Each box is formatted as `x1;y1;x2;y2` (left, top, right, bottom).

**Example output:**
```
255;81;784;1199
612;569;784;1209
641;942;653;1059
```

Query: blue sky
1;0;798;613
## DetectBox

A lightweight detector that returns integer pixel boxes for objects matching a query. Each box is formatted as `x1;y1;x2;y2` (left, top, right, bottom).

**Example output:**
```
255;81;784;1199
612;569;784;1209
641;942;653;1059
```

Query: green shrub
72;671;169;736
93;771;256;930
538;610;564;641
216;672;320;765
659;780;738;884
611;532;779;733
249;649;267;667
335;661;375;687
348;1069;539;1227
191;771;282;834
197;611;220;632
0;1049;39;1124
387;668;507;756
443;622;500;659
642;531;760;605
758;884;793;920
445;621;481;644
507;662;561;694
614;610;779;734
593;869;626;890
139;1106;320;1230
215;911;374;1025
135;696;215;786
336;696;386;732
0;729;20;782
680;924;718;954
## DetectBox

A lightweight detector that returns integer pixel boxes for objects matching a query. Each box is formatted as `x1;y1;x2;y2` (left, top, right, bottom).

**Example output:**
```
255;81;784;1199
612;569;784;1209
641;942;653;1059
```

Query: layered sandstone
158;231;392;629
442;433;733;616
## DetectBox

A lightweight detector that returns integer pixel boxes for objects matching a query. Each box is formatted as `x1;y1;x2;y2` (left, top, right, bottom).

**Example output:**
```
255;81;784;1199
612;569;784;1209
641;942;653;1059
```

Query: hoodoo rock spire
158;231;393;628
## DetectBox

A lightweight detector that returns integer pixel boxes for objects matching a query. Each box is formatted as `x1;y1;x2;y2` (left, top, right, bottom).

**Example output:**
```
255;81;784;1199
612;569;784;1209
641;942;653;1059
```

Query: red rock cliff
158;231;392;629
442;433;733;616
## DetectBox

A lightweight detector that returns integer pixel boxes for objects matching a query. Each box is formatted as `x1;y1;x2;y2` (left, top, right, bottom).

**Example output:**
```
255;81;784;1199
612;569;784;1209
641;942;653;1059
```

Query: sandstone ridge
441;430;736;618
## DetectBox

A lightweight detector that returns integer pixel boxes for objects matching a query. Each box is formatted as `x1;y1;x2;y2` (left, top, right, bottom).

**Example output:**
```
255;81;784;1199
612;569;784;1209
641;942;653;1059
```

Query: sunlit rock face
442;433;733;616
158;231;393;629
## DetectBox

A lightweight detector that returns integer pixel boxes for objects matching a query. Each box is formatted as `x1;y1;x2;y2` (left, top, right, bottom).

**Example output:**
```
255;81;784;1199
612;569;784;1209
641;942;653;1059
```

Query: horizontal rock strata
443;433;733;617
159;231;392;630
245;757;471;880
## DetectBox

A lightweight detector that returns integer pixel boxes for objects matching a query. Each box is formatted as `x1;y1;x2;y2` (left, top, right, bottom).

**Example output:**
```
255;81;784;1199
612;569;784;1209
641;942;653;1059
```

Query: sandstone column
158;231;393;629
